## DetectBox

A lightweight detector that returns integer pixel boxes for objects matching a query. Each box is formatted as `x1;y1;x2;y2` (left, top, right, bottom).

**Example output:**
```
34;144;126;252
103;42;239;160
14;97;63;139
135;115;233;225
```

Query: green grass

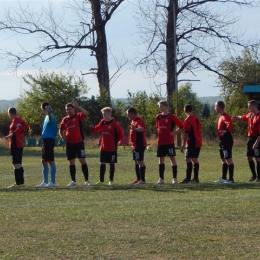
0;144;260;259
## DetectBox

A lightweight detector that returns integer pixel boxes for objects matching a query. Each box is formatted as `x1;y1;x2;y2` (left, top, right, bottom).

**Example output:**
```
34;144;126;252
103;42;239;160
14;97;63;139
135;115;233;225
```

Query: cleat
224;179;234;184
248;177;256;182
67;181;77;187
131;180;140;184
46;182;56;188
179;178;191;184
135;180;145;184
36;182;48;188
157;178;164;184
108;181;114;186
191;178;200;183
172;178;178;184
7;183;24;189
85;181;91;186
254;178;260;183
214;178;227;184
95;181;106;186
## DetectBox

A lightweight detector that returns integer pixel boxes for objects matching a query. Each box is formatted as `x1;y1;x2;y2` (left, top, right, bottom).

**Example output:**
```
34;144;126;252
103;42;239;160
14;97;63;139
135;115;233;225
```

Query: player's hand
5;133;13;138
71;98;79;108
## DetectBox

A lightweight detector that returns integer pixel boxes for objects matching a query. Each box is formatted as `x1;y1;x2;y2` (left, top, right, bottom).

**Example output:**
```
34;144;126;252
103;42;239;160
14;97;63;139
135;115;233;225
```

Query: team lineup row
5;98;260;189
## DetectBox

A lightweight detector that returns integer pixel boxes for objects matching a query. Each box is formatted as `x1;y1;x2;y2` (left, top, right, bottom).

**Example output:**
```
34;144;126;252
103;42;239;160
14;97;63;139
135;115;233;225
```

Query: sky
0;0;259;100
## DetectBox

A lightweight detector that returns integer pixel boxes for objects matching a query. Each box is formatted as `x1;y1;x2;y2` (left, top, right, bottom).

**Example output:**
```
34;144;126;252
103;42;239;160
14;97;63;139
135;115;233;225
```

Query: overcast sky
0;0;259;100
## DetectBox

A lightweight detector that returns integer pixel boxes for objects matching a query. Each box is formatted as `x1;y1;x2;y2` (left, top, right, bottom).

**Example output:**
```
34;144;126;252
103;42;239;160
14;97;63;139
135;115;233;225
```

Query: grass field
0;142;260;260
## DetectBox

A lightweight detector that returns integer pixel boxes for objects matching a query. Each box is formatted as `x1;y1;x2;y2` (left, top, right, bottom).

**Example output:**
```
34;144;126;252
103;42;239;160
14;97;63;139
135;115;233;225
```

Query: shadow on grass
1;182;259;193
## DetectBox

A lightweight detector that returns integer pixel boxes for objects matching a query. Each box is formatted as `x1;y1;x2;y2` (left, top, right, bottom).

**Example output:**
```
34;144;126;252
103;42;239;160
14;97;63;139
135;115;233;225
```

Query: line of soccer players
5;98;260;188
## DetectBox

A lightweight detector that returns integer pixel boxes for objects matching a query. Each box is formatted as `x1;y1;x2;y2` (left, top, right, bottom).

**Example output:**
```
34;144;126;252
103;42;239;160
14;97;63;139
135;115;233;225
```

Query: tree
218;47;260;115
175;83;203;119
202;104;210;119
17;71;88;134
0;0;125;104
134;0;257;109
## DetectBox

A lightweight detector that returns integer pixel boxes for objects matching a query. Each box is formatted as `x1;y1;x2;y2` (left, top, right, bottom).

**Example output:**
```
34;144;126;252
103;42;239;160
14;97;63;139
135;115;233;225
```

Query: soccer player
214;101;235;184
5;107;29;188
180;104;202;184
90;107;124;185
232;100;260;182
126;107;147;184
156;100;185;184
59;98;91;187
36;102;58;188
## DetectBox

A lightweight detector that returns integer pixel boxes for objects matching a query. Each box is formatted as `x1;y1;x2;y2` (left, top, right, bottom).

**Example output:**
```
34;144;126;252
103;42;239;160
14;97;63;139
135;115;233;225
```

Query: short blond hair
101;107;112;113
158;100;169;107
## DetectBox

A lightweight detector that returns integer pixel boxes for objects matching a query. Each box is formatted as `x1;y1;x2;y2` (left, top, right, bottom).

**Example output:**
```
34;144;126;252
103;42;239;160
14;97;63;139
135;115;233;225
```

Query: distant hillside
198;96;223;106
0;99;19;111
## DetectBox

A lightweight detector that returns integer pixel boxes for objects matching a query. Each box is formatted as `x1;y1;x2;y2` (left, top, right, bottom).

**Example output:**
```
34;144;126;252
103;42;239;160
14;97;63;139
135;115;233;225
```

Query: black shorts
185;147;201;158
100;151;117;163
132;147;146;161
11;147;23;164
42;138;55;162
219;137;233;159
66;142;86;160
157;144;176;157
247;137;260;158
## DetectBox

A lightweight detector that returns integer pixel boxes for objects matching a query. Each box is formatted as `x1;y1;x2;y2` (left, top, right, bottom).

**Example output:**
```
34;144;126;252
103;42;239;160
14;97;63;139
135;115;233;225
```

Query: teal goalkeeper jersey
41;113;57;139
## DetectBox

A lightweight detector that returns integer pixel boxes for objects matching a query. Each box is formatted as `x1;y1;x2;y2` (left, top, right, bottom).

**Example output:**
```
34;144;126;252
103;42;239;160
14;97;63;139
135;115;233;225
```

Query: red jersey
8;117;29;148
91;119;124;151
130;117;147;148
241;112;260;137
184;114;202;147
60;112;87;143
217;112;233;137
156;113;185;145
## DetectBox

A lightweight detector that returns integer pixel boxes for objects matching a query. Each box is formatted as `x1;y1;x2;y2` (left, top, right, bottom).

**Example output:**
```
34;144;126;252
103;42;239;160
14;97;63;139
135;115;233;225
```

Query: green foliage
202;103;211;118
17;71;88;134
126;91;160;137
173;83;203;119
219;47;260;116
0;111;10;136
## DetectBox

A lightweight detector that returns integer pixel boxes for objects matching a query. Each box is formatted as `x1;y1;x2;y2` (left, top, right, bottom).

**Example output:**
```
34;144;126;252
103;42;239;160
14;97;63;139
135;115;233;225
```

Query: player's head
184;104;193;113
8;107;17;119
65;103;75;117
126;107;137;120
41;102;52;114
215;101;225;114
101;107;112;120
157;100;169;112
248;100;259;113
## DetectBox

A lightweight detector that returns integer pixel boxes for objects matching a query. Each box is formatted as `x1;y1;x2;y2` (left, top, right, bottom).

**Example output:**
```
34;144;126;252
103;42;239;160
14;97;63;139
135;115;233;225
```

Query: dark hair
248;100;258;107
41;102;49;110
216;101;225;110
126;107;137;115
65;103;74;108
184;104;193;112
8;107;17;115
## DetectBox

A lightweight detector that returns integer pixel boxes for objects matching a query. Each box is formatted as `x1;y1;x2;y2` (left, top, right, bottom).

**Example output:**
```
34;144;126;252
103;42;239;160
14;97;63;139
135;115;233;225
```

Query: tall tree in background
18;72;88;127
0;0;125;105
134;0;257;110
218;47;260;115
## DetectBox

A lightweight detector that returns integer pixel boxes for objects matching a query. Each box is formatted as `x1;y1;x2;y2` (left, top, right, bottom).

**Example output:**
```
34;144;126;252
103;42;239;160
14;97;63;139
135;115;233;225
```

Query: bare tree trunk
166;0;178;113
91;0;111;105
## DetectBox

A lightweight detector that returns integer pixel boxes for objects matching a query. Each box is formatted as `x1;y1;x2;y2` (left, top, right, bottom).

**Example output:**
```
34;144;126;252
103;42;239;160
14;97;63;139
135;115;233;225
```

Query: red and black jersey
184;114;202;147
241;112;260;137
156;113;185;145
91;118;124;151
217;112;233;137
130;117;147;148
60;112;87;143
8;117;29;148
